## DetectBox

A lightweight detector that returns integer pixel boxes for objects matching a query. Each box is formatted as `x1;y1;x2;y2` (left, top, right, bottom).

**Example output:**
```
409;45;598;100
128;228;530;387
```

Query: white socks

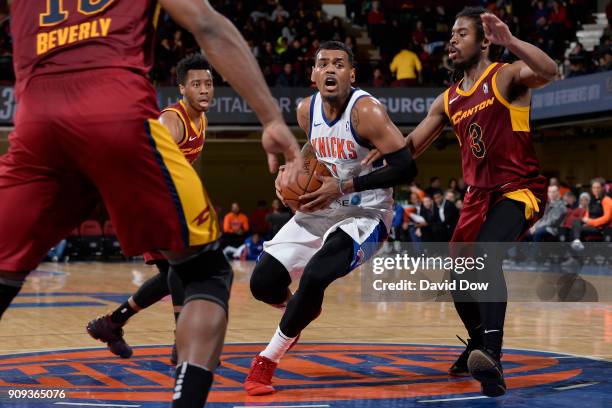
259;326;296;363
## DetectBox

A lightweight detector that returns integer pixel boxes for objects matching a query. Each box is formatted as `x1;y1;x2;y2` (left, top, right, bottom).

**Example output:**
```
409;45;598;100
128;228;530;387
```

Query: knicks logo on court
0;343;603;407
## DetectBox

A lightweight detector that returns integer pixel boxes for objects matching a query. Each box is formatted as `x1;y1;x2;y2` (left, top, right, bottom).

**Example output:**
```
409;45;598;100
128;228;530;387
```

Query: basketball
278;154;332;212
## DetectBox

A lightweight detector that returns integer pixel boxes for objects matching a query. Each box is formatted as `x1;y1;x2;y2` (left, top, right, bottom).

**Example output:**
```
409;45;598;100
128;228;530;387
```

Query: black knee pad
133;264;171;309
250;252;291;305
167;263;185;307
156;260;170;278
170;247;233;314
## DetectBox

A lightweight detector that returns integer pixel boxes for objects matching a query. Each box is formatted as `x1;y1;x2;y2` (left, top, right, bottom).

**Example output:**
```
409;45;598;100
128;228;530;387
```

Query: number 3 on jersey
468;122;486;159
40;0;114;27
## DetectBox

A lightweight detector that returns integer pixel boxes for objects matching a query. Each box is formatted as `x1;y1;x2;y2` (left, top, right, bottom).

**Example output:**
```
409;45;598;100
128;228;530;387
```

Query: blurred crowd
43;174;610;263
1;1;611;86
220;174;611;262
353;0;612;86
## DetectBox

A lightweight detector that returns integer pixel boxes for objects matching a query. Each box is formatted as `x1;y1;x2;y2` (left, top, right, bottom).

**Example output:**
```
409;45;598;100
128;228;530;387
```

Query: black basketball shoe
467;348;507;397
448;335;479;377
87;314;133;358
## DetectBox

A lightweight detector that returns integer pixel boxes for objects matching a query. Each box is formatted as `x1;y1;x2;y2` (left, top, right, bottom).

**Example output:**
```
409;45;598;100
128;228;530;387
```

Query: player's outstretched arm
405;93;447;158
361;93;447;166
482;13;557;88
159;0;302;181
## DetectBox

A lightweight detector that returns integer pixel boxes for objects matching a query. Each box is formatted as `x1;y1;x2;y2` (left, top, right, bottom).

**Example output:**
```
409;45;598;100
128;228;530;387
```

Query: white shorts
262;208;392;281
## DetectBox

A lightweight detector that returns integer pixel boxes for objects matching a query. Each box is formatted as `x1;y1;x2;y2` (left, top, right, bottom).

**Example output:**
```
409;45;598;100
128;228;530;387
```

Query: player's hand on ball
298;174;341;212
481;13;513;47
275;166;288;207
261;120;303;187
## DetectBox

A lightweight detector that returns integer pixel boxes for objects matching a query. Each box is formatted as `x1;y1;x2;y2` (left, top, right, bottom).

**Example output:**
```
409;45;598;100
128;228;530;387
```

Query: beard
451;50;481;73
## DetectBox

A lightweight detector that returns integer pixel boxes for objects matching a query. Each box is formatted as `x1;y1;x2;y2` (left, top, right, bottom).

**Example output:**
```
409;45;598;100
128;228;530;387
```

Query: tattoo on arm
301;141;316;159
351;106;360;133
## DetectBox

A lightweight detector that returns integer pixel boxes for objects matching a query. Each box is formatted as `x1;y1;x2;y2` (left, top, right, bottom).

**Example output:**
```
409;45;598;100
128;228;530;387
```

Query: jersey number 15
40;0;114;27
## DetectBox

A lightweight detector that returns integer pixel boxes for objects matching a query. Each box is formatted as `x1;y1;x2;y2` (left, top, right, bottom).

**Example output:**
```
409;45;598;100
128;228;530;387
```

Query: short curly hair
177;53;211;85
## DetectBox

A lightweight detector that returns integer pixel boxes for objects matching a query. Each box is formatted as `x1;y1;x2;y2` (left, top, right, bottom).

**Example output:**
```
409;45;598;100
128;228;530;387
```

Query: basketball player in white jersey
244;41;418;396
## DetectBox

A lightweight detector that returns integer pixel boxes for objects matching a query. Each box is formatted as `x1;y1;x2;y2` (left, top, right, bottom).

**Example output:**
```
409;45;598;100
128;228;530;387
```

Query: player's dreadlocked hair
177;53;211;85
315;40;355;66
451;7;503;82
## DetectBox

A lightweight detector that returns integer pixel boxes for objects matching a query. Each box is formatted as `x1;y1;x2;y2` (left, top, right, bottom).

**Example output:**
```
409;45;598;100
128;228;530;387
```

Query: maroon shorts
451;176;547;243
0;69;220;272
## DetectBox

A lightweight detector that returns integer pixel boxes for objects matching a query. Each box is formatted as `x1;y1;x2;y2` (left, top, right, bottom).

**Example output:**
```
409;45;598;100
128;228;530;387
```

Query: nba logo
354;247;365;267
483;83;489;94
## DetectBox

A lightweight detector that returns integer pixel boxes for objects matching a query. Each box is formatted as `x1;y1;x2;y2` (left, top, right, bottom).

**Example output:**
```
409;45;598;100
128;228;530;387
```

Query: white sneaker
570;239;584;251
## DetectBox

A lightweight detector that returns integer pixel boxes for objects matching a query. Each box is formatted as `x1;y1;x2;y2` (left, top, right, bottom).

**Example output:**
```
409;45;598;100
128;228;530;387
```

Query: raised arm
482;13;557;89
159;0;302;179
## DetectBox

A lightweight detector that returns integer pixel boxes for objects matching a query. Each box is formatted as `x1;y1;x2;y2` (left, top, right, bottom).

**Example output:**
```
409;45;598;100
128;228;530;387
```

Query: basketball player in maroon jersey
1;1;301;407
364;7;557;397
87;54;215;364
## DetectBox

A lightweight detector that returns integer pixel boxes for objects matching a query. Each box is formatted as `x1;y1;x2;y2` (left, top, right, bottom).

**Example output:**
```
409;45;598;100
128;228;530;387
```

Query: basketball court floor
0;260;610;407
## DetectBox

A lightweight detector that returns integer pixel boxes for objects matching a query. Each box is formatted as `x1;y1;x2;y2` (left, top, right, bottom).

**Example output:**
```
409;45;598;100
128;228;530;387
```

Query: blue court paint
0;343;608;408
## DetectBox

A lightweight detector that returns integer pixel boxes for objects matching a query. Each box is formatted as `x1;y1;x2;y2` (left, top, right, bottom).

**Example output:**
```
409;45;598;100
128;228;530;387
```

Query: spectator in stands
281;18;298;44
563;191;578;209
443;189;460;240
328;17;346;42
222;202;250;248
549;1;568;29
367;1;385;47
402;192;424;248
448;178;459;197
598;45;612;72
266;199;292;238
571;177;612;248
370;67;387;87
384;202;406;252
425;177;443;197
276;62;300;87
271;3;290;22
389;39;422;87
418;195;442;242
223;232;264;261
532;0;549;23
433;191;459;241
567;42;591;77
560;192;590;242
250;200;270;235
412;20;428;47
528;185;567;242
250;4;269;23
550;177;570;197
410;181;426;201
457;178;467;198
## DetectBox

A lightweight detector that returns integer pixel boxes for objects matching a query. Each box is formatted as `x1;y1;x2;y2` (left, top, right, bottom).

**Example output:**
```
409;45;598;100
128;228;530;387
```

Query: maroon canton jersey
444;62;541;189
161;100;206;164
11;0;159;96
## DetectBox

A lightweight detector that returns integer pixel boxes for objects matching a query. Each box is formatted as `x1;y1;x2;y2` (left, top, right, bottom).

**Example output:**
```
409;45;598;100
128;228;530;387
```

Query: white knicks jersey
307;88;393;214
